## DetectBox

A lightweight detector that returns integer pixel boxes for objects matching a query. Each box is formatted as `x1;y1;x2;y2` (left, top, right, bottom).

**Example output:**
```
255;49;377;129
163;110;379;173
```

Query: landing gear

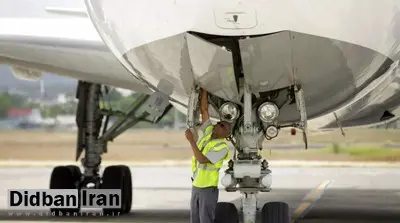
215;200;290;223
187;82;308;223
215;202;239;223
261;202;290;223
214;201;290;223
101;165;132;215
49;80;171;215
49;165;81;215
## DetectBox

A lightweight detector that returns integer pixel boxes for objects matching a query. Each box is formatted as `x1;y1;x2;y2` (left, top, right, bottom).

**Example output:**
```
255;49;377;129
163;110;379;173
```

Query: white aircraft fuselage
84;0;400;127
2;1;400;222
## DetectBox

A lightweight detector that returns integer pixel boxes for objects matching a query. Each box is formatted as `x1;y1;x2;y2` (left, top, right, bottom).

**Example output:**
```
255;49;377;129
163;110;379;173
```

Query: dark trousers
190;186;219;223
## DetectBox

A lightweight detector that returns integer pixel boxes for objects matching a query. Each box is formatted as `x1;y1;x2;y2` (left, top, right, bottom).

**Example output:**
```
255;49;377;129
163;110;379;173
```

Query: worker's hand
185;129;194;142
201;88;207;96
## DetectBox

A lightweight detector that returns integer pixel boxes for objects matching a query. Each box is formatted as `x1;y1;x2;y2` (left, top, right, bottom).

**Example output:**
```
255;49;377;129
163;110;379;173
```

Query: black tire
261;202;290;223
64;165;82;185
49;166;80;216
118;165;132;213
101;165;132;215
214;202;239;223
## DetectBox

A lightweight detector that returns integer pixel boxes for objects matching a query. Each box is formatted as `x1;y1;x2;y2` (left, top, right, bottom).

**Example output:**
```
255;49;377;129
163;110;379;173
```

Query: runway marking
290;180;333;223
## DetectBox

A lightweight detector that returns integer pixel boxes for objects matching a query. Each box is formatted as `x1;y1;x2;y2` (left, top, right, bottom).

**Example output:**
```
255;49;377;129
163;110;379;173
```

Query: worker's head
213;121;232;139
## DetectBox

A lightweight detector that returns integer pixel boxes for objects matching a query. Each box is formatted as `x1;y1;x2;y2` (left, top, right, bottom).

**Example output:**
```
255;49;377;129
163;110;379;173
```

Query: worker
185;88;232;223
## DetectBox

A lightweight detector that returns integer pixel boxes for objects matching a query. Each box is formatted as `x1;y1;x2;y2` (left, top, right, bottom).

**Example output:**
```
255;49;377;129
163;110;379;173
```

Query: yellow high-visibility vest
191;125;229;188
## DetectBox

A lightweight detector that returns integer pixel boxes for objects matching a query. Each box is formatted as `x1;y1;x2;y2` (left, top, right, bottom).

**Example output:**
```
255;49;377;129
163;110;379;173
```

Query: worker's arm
200;88;209;123
204;142;229;164
185;129;210;164
189;140;210;164
199;88;213;135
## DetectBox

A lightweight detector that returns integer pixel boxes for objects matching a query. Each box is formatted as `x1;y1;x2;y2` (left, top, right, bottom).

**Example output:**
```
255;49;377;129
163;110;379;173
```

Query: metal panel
187;33;240;103
124;33;194;97
290;31;390;118
123;32;240;103
239;31;393;123
239;32;293;94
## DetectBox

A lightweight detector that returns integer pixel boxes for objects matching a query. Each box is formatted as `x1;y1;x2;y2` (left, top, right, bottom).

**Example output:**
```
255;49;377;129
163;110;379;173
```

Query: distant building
55;115;76;129
7;108;43;129
7;108;33;118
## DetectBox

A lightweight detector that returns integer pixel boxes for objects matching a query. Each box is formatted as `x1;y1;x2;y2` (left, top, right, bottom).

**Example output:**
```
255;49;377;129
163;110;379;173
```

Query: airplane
1;0;400;222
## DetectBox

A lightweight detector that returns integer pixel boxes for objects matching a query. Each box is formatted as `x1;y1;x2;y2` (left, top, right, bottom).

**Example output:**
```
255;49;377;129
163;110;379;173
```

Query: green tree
0;94;12;117
107;89;123;101
0;93;30;118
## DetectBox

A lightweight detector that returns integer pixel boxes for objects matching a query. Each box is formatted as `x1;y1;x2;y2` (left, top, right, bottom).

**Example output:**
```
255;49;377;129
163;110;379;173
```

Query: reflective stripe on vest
191;129;213;173
209;142;228;152
191;127;229;188
198;163;220;171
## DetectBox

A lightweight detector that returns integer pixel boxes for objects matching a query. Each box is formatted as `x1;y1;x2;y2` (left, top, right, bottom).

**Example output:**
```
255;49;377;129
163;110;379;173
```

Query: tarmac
0;165;399;222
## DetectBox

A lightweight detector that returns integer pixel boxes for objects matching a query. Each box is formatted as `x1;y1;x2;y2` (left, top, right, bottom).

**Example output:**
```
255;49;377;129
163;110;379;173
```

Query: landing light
219;102;240;122
261;174;272;188
258;102;279;123
221;174;236;187
265;125;279;138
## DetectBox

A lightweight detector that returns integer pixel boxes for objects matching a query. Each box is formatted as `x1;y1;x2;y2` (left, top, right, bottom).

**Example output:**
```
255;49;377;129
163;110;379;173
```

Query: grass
0;129;400;162
325;145;400;161
257;145;400;162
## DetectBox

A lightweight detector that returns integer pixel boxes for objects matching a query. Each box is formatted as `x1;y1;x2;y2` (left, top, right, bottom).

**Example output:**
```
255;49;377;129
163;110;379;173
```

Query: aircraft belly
85;0;400;124
122;33;240;104
86;0;400;59
240;31;394;122
308;60;400;129
328;70;400;128
118;31;395;123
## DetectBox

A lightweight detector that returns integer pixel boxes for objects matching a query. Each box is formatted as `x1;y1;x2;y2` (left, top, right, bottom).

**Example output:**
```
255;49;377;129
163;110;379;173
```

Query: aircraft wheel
261;201;290;223
49;166;81;215
214;202;239;223
102;165;132;215
64;165;82;185
118;165;132;212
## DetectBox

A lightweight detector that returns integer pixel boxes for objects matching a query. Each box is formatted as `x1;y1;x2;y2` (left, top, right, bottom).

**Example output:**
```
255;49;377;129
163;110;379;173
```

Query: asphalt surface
0;166;399;222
